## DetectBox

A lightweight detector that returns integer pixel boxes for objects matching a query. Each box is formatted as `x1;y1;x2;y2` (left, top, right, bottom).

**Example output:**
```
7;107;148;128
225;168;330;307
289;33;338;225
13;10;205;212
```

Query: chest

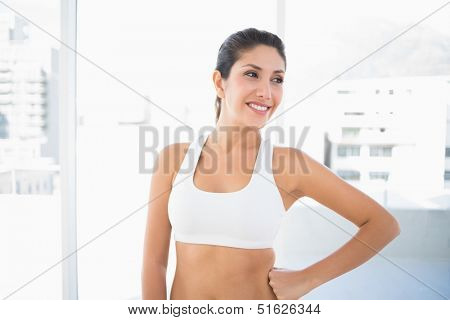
193;151;259;193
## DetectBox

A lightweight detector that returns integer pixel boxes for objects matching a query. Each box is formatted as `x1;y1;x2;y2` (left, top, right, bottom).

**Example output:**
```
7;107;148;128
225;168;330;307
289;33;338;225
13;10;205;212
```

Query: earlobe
217;88;224;99
213;70;225;98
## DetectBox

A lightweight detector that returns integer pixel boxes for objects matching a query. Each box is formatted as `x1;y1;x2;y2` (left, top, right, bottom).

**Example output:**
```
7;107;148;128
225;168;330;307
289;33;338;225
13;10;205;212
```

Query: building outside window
337;169;360;181
370;145;392;157
445;147;450;157
337;145;360;157
444;170;450;181
369;171;390;181
342;127;360;138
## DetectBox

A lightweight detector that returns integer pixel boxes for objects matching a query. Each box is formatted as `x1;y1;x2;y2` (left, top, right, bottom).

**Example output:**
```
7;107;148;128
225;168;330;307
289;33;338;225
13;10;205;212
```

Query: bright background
1;0;449;299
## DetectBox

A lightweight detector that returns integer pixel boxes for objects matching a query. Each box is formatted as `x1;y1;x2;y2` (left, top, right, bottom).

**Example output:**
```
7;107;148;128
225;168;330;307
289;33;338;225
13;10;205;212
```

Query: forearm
301;216;400;290
141;262;167;300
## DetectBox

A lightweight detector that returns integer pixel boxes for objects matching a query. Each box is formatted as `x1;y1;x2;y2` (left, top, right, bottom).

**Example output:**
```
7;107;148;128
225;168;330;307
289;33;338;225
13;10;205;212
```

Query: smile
246;102;271;115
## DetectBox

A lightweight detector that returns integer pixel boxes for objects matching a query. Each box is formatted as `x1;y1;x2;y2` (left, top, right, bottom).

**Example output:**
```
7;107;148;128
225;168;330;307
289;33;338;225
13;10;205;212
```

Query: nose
256;81;272;101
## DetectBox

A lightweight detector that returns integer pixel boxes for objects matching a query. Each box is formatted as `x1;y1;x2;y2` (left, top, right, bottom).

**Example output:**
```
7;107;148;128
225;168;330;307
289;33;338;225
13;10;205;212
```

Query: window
0;113;8;138
370;145;392;157
342;127;360;138
337;169;360;181
0;171;12;193
1;0;63;299
369;171;389;181
77;0;277;300
337;90;353;94
445;147;450;157
444;171;450;181
337;145;360;157
344;112;364;116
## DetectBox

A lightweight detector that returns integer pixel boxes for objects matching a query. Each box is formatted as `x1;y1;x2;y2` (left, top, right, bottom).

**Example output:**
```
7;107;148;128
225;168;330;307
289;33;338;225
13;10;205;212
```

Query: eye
245;71;258;78
245;71;284;84
274;77;284;84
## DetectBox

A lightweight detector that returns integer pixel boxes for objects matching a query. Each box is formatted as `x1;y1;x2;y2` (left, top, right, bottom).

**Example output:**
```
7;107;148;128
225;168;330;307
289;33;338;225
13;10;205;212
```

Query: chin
247;119;267;129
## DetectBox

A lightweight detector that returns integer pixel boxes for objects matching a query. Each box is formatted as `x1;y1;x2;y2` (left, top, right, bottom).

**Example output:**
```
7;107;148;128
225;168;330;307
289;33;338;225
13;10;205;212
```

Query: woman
141;28;401;300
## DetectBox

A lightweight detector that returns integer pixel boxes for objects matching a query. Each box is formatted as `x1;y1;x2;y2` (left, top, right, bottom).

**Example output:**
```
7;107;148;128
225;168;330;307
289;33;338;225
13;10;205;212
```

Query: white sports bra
168;131;286;249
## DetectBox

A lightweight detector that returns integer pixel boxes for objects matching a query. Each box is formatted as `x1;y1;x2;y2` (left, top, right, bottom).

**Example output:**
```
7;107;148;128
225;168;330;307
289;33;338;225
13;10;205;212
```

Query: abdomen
170;242;278;300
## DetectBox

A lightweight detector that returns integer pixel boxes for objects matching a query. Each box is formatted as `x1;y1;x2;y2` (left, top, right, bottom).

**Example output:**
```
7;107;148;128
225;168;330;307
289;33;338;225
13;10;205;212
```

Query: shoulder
146;142;192;215
157;142;191;172
272;145;311;174
156;142;192;186
272;145;323;196
273;145;321;172
160;141;191;156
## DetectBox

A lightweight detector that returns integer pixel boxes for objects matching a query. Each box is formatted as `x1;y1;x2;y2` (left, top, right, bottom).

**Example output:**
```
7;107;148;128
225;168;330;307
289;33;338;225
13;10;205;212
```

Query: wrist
297;266;321;291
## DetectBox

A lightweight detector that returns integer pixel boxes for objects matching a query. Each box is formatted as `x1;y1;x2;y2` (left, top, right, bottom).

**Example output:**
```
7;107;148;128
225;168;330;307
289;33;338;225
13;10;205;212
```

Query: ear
212;70;225;99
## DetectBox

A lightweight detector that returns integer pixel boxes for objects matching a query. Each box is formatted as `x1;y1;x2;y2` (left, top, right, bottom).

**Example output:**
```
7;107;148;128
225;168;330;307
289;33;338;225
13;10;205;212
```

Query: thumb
272;267;288;271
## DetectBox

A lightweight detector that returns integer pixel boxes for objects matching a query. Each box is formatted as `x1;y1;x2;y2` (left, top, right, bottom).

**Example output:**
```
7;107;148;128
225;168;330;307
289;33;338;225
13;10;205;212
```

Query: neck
209;125;261;152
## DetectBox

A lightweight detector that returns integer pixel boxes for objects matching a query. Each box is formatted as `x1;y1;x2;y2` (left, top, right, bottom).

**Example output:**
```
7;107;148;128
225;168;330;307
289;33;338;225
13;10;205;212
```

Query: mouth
246;102;272;115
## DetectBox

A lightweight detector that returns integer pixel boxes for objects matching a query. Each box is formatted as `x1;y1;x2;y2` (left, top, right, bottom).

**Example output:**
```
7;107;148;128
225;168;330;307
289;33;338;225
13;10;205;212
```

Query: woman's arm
291;149;401;291
141;144;177;300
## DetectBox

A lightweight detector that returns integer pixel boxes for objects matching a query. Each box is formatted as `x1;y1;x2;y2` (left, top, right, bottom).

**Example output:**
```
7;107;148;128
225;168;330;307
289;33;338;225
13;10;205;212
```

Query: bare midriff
170;241;278;300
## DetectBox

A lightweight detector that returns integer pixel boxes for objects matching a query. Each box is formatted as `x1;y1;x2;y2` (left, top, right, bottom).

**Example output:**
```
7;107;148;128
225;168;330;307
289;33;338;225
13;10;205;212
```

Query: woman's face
214;44;286;128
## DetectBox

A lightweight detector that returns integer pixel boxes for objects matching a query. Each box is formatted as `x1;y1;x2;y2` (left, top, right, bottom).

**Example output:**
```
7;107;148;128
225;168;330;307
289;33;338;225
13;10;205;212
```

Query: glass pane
0;1;62;299
77;0;277;299
284;0;450;299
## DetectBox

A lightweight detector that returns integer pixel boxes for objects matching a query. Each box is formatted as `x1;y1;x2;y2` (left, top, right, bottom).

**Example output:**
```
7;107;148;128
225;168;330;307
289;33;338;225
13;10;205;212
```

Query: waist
170;241;277;299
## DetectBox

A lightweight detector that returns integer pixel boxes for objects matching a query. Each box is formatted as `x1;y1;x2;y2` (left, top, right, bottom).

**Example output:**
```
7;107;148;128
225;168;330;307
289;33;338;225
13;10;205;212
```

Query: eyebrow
240;63;285;74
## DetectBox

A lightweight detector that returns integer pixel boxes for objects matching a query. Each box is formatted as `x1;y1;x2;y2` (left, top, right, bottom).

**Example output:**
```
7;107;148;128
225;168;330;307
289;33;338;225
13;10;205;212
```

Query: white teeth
248;103;268;111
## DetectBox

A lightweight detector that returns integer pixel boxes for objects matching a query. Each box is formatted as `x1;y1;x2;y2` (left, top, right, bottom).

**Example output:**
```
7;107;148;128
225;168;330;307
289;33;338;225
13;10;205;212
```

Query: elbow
383;214;401;239
365;212;401;239
391;217;401;238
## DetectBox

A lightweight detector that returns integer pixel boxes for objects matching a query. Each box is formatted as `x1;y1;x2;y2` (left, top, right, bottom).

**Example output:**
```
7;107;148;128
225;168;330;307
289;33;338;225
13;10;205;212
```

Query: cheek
272;87;283;104
233;76;253;92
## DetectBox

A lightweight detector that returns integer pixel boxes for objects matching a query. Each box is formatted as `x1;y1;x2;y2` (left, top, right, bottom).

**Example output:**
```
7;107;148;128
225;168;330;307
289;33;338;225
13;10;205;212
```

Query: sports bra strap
257;137;274;181
171;135;202;186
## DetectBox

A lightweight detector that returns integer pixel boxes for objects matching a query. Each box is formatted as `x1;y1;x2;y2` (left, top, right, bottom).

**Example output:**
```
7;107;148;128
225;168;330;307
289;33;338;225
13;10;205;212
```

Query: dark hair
214;28;287;123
